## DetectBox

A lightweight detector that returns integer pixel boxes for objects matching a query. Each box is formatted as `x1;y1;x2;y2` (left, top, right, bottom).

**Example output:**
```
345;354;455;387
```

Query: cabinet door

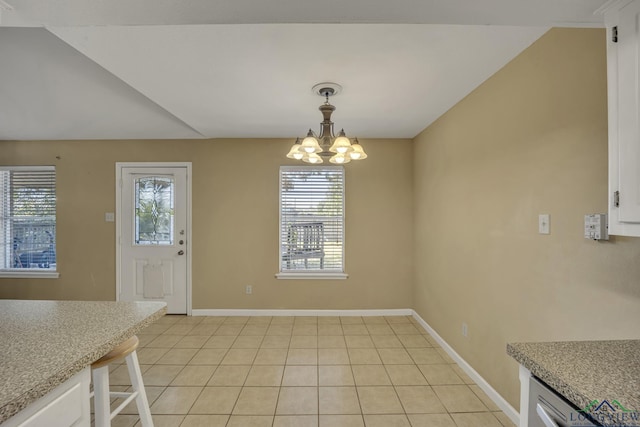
608;0;640;236
1;369;90;427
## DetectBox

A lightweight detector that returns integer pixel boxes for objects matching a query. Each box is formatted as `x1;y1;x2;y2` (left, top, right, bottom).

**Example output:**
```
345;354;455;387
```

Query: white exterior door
117;165;189;314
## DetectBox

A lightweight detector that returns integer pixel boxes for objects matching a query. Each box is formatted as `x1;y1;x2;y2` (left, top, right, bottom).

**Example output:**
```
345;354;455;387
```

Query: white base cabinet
606;0;640;237
517;365;531;427
0;368;90;427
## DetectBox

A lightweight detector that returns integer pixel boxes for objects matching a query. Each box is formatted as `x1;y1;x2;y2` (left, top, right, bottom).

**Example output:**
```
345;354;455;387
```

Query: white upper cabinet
607;0;640;236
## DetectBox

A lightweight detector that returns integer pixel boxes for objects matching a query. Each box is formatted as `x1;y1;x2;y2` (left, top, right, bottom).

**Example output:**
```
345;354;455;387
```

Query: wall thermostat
584;214;608;241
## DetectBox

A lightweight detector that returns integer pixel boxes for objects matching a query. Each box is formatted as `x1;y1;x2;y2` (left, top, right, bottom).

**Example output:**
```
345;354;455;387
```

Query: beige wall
0;138;414;309
413;28;640;410
4;25;640;414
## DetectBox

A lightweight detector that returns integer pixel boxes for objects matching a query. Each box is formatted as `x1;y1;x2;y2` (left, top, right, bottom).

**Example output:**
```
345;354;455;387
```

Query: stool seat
92;336;139;369
91;335;153;427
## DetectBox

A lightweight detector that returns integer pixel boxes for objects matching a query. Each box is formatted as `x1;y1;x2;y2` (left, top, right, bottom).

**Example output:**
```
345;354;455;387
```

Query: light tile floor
98;315;517;427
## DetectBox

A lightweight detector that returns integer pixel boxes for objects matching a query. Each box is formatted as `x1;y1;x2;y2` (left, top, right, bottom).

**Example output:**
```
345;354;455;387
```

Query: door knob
178;250;185;255
179;240;184;245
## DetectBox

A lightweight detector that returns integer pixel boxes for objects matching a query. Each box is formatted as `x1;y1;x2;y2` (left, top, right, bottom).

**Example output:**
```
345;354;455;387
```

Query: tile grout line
114;315;515;427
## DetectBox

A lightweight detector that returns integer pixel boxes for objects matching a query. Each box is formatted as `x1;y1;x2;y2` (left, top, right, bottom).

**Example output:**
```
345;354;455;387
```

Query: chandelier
286;83;367;164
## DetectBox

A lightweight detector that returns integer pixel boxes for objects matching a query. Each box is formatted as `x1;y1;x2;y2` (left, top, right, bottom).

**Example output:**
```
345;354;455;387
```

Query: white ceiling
0;0;607;141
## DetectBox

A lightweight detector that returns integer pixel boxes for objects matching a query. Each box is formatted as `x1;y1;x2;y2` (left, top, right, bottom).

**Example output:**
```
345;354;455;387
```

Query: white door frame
115;162;193;315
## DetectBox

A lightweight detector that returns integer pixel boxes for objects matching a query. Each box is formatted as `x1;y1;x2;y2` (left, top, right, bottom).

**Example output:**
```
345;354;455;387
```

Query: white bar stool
91;335;154;427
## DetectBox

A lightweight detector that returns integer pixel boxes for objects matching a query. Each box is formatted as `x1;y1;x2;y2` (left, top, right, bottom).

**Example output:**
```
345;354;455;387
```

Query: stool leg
125;350;154;427
92;366;111;427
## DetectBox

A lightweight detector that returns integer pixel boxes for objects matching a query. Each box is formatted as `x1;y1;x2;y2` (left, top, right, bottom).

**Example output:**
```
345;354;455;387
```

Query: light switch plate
105;212;115;222
539;214;550;234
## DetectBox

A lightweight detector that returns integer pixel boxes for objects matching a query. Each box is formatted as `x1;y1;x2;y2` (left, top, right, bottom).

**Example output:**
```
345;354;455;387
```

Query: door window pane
134;176;174;245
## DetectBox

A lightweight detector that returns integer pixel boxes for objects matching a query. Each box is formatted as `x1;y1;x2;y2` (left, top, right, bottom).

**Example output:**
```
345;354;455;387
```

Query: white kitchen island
0;300;166;426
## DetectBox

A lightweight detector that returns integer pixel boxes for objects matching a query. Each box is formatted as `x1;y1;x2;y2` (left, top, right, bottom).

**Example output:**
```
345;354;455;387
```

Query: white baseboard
191;308;413;317
411;310;520;426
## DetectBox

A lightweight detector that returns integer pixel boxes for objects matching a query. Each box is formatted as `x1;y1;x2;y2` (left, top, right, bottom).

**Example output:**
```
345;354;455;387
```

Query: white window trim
276;272;348;280
277;166;346;279
0;165;58;278
0;270;60;279
0;166;54;172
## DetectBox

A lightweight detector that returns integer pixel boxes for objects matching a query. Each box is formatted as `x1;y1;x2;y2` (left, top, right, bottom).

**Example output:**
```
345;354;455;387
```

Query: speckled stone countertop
508;340;640;426
0;300;166;424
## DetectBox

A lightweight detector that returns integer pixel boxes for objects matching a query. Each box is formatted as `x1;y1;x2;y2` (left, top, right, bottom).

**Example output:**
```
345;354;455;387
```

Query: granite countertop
508;340;640;426
0;300;167;423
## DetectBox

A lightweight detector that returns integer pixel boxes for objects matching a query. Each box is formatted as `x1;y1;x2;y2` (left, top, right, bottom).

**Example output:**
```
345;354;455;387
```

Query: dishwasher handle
536;403;560;427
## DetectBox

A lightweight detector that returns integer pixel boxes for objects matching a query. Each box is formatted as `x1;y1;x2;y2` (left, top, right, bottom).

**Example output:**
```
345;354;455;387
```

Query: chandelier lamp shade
286;83;367;164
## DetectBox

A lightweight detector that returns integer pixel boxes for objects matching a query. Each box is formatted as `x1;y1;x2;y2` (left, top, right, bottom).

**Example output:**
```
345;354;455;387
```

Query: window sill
276;272;348;280
0;271;60;279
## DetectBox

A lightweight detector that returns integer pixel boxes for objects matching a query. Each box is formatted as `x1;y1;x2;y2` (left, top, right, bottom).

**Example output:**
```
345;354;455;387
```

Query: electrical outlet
462;322;468;337
245;285;252;295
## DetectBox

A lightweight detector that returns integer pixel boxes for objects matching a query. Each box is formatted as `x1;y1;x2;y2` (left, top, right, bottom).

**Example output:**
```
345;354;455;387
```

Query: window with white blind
0;166;58;278
278;166;347;279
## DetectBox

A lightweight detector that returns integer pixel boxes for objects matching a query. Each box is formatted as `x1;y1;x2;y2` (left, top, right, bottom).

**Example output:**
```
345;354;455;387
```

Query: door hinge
612;26;618;43
614;191;620;207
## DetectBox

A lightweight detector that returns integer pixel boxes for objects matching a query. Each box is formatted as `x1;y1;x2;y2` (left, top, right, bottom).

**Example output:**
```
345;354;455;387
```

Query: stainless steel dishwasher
529;376;599;427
